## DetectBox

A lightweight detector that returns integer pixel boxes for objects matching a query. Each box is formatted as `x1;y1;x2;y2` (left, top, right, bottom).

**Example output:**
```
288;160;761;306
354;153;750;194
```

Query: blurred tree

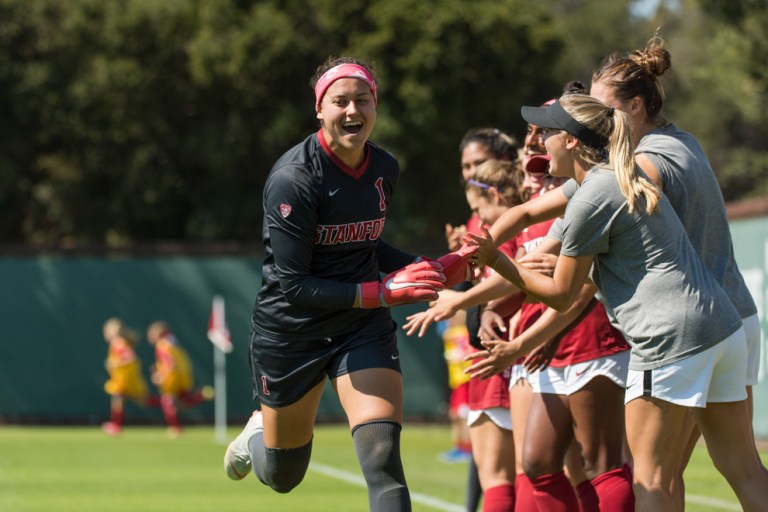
345;0;563;245
543;0;657;84
0;0;764;250
663;0;768;199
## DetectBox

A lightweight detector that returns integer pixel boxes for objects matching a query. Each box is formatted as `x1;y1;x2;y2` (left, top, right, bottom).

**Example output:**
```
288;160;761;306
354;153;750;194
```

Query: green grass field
0;424;764;511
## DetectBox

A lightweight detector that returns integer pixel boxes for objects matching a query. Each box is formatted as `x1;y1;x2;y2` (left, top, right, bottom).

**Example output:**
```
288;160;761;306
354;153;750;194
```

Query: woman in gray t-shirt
467;94;768;511
589;36;761;509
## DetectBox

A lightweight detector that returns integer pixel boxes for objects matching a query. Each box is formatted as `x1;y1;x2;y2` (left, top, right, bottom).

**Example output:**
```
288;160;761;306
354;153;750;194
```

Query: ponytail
559;95;660;214
608;109;660;213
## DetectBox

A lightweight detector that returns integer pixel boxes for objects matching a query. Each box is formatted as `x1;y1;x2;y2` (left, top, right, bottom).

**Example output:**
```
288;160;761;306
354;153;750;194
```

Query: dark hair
458;128;520;164
310;56;378;90
563;80;588;95
591;36;671;119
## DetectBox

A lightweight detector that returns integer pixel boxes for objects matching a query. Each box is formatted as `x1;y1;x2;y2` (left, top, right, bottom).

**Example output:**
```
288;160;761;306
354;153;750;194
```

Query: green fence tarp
0;257;447;425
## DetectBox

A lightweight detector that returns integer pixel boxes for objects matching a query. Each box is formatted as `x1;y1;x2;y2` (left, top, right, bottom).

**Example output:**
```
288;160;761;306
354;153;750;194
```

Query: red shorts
449;381;470;417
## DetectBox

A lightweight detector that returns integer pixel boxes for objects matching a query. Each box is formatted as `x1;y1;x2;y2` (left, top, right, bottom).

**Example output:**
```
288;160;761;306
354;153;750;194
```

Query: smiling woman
221;56;450;512
313;61;378;168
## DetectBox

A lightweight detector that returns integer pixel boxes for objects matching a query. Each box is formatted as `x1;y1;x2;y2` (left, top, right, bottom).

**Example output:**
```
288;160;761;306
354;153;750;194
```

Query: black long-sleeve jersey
252;130;417;340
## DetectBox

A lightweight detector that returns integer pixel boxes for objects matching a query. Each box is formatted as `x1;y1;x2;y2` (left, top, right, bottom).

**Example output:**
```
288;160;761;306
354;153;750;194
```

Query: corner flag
208;295;233;353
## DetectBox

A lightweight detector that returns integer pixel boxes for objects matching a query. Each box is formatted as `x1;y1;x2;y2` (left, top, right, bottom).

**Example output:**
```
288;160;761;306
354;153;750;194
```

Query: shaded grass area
0;424;763;511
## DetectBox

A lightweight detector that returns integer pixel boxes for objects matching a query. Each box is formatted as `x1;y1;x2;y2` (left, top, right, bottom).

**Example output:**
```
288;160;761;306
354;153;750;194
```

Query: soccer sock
160;395;180;429
248;432;312;493
576;479;600;512
351;420;410;512
466;456;483;512
514;473;539;512
110;408;123;427
592;467;635;511
178;390;205;407
482;484;515;512
530;470;580;512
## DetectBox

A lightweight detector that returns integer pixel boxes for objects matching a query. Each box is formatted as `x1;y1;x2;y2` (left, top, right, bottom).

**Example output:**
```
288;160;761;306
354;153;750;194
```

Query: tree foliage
0;0;765;250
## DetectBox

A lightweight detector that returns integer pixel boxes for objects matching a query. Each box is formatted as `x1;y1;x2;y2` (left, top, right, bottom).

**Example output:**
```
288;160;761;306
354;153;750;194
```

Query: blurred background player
146;321;214;438
101;317;155;436
438;311;473;464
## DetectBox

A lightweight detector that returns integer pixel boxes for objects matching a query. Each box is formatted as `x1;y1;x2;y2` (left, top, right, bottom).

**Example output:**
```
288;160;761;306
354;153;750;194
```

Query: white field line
308;462;465;512
685;494;742;511
309;461;741;512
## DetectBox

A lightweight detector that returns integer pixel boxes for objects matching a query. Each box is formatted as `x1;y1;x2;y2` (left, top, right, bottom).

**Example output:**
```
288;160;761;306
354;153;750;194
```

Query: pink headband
314;63;378;111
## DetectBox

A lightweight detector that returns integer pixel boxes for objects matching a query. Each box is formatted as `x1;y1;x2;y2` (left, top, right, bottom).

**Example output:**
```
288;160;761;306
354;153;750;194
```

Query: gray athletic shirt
636;125;757;319
559;168;742;371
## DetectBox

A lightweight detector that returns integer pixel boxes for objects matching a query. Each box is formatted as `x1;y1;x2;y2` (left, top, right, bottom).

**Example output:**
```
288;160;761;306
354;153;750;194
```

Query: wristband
359;281;382;309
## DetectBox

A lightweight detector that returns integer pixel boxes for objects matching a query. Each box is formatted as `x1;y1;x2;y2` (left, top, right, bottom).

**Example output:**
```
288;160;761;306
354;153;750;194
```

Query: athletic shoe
224;411;263;480
438;447;472;463
166;426;183;439
101;421;121;436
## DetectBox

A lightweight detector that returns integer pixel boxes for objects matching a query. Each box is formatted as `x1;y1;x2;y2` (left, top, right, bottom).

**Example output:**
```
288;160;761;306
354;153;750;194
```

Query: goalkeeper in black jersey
223;56;477;512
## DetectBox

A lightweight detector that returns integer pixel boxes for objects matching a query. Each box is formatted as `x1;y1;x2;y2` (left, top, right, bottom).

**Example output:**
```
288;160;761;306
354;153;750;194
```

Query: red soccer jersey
468;235;519;411
513;212;629;367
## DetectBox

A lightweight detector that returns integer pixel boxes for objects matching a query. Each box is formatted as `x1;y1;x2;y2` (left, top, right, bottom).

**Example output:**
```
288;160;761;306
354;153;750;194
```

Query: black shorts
250;319;401;408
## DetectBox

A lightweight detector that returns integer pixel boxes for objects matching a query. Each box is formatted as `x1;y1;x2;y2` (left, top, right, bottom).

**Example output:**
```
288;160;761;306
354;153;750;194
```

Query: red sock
576;480;600;512
482;484;515;512
514;473;539;512
110;408;123;427
530;471;579;512
178;390;204;407
160;395;181;429
592;467;635;512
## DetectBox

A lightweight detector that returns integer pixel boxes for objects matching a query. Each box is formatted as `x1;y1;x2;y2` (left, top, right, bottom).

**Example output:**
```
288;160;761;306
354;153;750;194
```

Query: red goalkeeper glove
359;261;446;308
435;244;478;288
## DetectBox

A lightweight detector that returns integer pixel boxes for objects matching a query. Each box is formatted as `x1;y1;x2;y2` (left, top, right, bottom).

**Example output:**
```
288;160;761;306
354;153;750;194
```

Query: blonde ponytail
609;109;660;213
559;95;660;214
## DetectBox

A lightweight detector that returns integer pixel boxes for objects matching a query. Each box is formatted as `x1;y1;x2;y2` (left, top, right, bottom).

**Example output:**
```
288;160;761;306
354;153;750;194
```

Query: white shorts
531;351;630;395
508;364;532;390
467;407;513;431
625;327;748;407
743;314;760;386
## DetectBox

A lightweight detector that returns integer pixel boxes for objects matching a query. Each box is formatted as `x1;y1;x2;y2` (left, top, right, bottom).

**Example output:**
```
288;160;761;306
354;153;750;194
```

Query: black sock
248;432;312;493
352;420;411;512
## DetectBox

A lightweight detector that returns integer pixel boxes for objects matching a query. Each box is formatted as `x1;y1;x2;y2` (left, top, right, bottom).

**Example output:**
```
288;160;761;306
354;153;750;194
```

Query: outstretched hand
402;290;463;337
522;338;559;373
464;226;499;269
445;223;467;252
360;260;446;308
518;253;558;277
478;308;507;342
463;338;524;380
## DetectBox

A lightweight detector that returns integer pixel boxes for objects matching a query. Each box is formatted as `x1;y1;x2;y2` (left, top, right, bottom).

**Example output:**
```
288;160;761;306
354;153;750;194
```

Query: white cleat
224;411;263;481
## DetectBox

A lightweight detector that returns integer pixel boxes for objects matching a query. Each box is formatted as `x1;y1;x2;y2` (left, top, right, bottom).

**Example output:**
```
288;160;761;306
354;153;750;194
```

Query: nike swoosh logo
575;370;587;376
391;355;399;360
385;280;428;291
329;188;340;196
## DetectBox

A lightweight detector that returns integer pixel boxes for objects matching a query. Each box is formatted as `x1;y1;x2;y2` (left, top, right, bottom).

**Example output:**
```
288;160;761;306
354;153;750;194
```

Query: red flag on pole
208;295;233;353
